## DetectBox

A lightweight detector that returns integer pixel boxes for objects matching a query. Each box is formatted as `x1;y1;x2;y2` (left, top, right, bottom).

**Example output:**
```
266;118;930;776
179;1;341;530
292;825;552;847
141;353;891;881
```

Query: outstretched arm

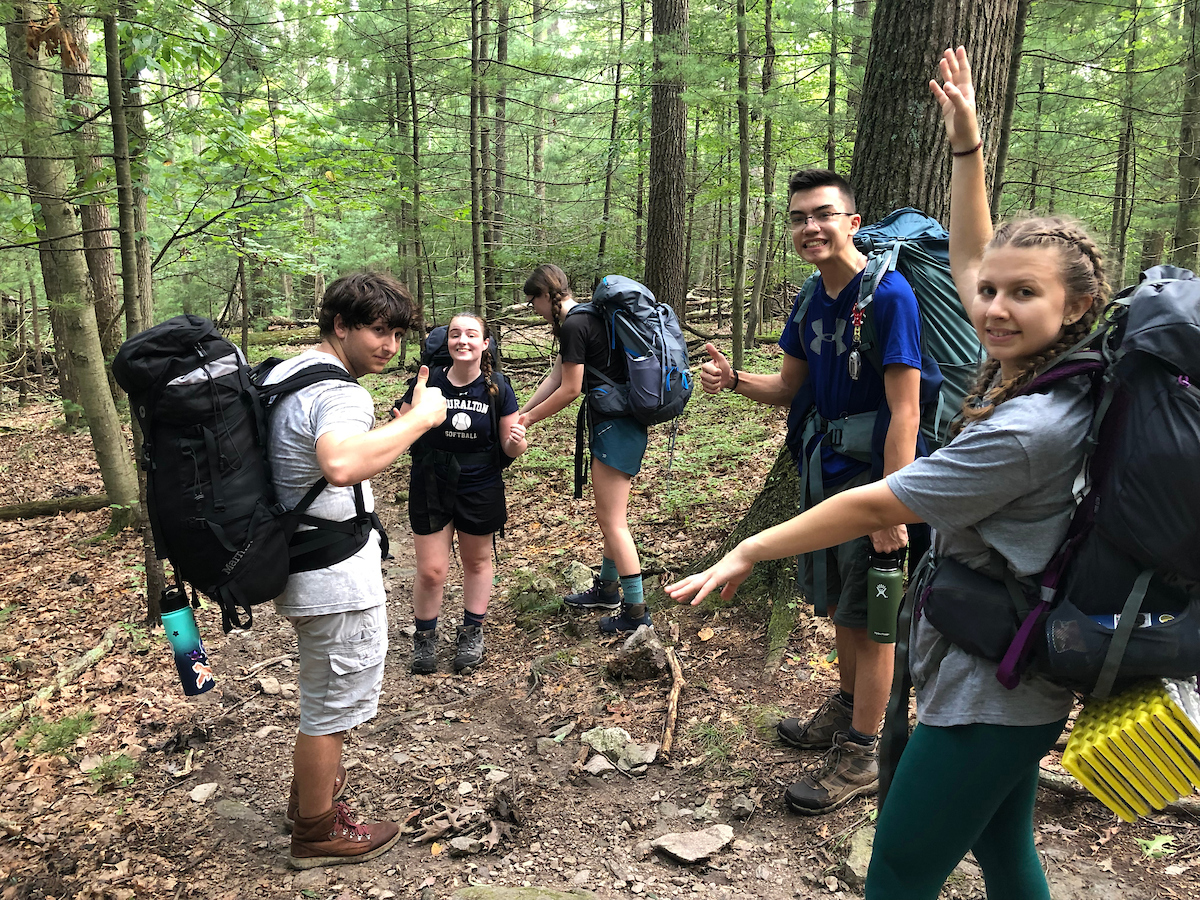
930;46;991;310
666;479;922;606
520;356;564;414
521;361;584;426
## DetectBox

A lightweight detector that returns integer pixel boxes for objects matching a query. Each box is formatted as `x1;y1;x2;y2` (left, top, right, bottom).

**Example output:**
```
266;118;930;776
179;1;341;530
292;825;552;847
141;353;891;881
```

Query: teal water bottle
161;588;215;696
867;549;906;644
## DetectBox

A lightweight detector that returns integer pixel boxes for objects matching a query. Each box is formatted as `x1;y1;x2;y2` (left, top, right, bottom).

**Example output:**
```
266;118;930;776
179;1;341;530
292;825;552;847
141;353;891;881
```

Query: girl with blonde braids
397;312;527;674
520;264;652;634
668;47;1107;899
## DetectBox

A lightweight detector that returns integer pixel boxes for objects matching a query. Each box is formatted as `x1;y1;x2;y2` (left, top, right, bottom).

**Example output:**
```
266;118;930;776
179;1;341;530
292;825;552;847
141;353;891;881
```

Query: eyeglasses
789;210;855;227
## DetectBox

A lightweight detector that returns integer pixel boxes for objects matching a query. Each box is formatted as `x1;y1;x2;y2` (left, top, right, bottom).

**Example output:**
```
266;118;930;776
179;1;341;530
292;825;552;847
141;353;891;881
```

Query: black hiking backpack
994;265;1200;698
113;315;388;633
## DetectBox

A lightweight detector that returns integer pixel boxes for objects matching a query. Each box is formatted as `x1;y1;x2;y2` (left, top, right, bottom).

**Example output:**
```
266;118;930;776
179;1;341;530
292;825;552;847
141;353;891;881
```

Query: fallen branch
0;624;121;728
0;493;111;521
661;647;685;755
233;654;294;680
1037;767;1200;817
681;322;716;342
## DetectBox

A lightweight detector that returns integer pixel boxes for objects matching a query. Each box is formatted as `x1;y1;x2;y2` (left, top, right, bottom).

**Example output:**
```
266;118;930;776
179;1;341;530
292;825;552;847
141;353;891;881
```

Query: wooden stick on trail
661;646;686;755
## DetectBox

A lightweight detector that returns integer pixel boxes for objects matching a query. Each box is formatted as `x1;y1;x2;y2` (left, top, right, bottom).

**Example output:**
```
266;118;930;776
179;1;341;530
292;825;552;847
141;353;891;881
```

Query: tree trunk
1139;229;1166;272
1110;7;1137;289
469;1;485;314
635;0;648;264
118;0;153;328
8;6;139;532
480;0;497;319
730;0;749;368
850;0;1023;223
1176;0;1200;271
1029;64;1045;210
597;0;627;279
492;0;508;332
747;0;777;347
989;0;1030;215
827;0;838;171
531;0;547;252
406;0;427;336
62;16;120;401
644;0;689;314
684;111;701;292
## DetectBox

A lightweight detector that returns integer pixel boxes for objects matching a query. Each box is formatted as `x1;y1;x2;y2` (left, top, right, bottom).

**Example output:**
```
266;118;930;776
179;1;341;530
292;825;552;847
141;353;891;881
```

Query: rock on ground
651;824;735;864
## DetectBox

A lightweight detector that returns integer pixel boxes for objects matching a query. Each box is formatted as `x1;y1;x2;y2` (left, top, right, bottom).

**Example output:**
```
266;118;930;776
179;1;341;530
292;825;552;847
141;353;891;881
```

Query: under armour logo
809;318;847;356
875;584;889;598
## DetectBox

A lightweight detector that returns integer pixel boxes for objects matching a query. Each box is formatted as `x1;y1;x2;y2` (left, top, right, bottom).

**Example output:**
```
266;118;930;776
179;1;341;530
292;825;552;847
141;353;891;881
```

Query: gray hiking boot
411;629;437;675
784;731;879;815
563;577;621;610
777;692;854;751
453;625;485;673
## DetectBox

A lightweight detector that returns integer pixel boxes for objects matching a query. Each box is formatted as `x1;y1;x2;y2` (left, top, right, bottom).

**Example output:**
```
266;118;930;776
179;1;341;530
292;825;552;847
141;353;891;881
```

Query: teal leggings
867;718;1067;900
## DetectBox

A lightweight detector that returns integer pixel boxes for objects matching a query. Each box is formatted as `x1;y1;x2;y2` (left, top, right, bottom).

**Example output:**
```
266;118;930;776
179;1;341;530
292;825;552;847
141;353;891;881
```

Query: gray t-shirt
887;376;1094;727
265;349;385;617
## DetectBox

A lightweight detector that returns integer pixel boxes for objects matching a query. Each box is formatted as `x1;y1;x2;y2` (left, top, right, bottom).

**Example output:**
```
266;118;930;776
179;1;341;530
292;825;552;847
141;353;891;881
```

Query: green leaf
1137;835;1175;859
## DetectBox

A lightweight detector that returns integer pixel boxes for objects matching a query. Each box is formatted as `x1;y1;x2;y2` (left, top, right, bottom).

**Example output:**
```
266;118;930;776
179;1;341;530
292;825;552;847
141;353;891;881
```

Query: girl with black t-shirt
398;313;527;674
518;264;651;634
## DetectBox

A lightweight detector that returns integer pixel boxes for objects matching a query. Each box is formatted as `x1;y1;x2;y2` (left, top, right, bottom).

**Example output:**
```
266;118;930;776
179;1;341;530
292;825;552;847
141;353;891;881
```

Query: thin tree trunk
684;111;701;292
1176;0;1200;270
469;0;485;314
827;0;838;171
62;16;120;400
531;0;547;252
747;0;777;346
597;0;627;278
1029;64;1045;210
731;0;750;369
8;6;139;532
492;0;508;331
1139;230;1166;272
1111;7;1137;288
406;0;427;335
989;0;1030;215
26;255;45;391
119;0;152;328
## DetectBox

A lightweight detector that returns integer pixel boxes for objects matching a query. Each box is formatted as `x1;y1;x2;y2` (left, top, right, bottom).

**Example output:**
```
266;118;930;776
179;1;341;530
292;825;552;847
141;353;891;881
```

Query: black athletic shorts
408;468;507;537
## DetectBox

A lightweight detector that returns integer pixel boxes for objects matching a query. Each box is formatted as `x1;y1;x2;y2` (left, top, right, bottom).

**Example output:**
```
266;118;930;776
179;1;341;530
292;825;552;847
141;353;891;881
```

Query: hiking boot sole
784;779;878;817
287;829;401;869
411;659;437;675
563;597;622;611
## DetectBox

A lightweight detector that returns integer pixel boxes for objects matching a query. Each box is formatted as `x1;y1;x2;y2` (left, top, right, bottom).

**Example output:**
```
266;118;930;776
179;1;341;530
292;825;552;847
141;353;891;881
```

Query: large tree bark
849;0;1023;223
643;0;689;314
1176;0;1200;270
8;4;139;532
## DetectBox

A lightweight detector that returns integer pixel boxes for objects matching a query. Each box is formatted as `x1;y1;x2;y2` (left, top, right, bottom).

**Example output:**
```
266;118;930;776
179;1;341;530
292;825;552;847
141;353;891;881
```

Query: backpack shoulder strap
793;273;821;327
258;363;357;402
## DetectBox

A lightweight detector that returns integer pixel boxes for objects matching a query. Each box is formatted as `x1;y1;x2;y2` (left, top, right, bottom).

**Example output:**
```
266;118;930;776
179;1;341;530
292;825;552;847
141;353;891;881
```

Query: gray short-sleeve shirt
265;349;385;618
886;376;1094;726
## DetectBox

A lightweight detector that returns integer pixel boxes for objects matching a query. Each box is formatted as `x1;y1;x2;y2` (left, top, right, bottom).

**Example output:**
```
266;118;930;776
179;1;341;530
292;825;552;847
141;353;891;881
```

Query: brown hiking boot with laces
776;692;854;751
288;800;400;869
784;731;879;815
285;764;348;829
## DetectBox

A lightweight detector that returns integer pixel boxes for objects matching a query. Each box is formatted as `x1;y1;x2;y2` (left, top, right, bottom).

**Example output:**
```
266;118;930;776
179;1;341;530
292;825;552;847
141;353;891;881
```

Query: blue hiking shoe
599;603;652;634
563;578;622;611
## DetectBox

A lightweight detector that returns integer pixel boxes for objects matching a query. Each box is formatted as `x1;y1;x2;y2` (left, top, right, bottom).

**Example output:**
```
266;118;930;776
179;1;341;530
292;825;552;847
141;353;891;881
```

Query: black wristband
730;369;740;392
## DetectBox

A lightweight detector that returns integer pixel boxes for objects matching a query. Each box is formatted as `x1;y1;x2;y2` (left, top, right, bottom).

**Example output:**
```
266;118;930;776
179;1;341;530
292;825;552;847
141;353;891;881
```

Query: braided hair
523;264;573;338
448;312;498;397
953;216;1110;435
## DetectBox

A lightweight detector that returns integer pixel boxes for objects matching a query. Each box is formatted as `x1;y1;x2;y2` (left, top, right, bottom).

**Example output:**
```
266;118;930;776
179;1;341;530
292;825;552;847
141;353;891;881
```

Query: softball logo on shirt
452;412;472;431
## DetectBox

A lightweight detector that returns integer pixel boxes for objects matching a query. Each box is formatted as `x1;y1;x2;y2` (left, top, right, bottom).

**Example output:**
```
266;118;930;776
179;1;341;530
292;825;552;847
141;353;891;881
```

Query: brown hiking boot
285;765;349;829
288;801;400;869
776;692;854;751
784;731;878;815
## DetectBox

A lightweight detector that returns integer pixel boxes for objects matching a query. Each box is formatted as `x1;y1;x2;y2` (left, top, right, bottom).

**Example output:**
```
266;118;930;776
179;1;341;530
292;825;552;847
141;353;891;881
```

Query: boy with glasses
702;169;924;814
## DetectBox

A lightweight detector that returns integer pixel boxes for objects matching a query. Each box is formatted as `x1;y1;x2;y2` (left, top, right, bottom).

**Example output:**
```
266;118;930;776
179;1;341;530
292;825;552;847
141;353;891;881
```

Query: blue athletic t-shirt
779;269;922;485
402;367;519;490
